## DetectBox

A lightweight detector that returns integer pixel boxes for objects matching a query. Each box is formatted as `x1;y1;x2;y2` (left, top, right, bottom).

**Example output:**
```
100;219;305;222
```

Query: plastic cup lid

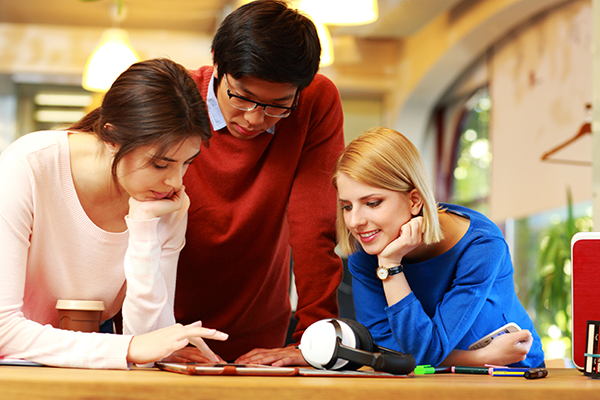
55;300;105;311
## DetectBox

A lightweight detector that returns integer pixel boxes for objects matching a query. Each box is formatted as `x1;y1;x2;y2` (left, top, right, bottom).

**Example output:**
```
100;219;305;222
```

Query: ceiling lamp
82;1;139;92
295;0;378;26
235;1;376;67
314;21;334;67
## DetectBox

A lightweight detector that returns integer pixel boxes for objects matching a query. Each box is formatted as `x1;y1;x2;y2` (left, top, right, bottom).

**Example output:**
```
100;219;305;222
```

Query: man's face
215;73;298;140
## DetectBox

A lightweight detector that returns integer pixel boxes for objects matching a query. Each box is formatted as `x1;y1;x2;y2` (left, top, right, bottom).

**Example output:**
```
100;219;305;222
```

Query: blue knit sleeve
349;229;512;366
390;234;508;366
348;204;544;367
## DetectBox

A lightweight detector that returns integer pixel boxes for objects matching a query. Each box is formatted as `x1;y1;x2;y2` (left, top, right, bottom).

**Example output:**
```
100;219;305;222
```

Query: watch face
376;266;389;280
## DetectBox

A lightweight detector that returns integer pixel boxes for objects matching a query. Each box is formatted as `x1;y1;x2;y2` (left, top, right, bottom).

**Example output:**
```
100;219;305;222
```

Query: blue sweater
348;203;544;367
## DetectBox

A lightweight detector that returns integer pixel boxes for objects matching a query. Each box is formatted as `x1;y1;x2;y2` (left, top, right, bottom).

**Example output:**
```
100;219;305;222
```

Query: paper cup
56;300;105;333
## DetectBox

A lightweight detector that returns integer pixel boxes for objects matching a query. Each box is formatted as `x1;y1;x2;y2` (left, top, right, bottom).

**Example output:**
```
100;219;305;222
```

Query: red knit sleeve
285;74;345;343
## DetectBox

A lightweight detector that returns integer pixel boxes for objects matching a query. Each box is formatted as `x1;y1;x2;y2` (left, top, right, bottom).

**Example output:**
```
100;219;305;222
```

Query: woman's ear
102;124;119;155
408;189;424;216
104;141;120;156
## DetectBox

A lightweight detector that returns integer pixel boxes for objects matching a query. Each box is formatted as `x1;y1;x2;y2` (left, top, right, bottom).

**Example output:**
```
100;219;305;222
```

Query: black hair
212;0;321;91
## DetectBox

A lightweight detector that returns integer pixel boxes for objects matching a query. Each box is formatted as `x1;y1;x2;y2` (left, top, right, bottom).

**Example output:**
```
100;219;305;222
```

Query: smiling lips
358;230;380;243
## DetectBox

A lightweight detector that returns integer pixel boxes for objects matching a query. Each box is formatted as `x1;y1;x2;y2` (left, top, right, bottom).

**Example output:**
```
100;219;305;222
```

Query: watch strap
387;264;403;276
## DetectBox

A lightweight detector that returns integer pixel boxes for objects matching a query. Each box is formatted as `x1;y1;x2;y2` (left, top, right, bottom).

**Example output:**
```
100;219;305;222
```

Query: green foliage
450;90;491;215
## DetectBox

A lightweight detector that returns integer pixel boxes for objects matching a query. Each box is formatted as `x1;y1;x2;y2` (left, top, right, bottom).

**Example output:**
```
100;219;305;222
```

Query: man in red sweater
171;0;345;366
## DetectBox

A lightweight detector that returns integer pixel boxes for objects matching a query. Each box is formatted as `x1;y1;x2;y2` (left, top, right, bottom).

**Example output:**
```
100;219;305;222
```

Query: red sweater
175;66;345;361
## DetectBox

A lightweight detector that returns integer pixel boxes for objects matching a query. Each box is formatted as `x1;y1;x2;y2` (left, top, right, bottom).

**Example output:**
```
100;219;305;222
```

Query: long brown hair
69;58;211;180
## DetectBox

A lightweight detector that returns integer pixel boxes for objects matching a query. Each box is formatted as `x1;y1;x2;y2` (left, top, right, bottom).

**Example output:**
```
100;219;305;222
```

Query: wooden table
1;367;599;400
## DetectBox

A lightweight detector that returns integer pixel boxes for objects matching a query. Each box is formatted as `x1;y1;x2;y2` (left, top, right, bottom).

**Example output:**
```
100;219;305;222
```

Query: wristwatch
376;264;403;280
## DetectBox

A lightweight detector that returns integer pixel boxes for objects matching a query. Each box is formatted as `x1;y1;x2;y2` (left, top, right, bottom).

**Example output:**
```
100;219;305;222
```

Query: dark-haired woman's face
116;137;202;201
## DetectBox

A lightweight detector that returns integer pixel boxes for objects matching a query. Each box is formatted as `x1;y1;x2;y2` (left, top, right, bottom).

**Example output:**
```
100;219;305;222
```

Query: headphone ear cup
337;318;375;352
299;319;357;370
334;318;375;371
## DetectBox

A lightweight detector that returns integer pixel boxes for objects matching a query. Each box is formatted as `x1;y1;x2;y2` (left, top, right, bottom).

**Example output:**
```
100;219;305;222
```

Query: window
449;88;491;215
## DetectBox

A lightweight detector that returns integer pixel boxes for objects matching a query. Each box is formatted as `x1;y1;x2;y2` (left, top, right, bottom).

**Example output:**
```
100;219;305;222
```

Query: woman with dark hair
0;58;227;369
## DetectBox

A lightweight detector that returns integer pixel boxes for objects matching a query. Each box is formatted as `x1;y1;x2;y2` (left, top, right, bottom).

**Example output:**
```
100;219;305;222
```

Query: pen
492;367;530;372
414;365;453;374
491;367;529;377
452;366;492;375
492;371;525;376
524;368;548;379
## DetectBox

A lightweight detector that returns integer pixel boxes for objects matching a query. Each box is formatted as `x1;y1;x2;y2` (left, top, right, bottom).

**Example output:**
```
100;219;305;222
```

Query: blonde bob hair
332;127;444;256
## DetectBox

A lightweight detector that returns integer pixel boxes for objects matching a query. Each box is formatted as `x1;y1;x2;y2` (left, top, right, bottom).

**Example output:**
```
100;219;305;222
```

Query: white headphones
299;318;415;375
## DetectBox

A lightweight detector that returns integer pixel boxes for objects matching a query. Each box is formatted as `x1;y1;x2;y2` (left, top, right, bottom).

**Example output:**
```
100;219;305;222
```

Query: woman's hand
160;346;226;364
126;320;228;365
479;329;533;366
378;216;424;267
440;330;533;367
128;186;188;220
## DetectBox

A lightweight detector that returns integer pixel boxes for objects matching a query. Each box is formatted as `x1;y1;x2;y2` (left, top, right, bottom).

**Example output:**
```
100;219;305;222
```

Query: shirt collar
206;75;276;135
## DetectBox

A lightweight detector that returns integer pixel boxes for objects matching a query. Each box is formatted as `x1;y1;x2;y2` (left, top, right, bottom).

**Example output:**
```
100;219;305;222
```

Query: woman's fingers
184;321;228;363
127;322;228;365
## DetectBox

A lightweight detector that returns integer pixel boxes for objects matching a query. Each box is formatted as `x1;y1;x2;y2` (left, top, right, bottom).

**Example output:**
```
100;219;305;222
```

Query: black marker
524;368;548;379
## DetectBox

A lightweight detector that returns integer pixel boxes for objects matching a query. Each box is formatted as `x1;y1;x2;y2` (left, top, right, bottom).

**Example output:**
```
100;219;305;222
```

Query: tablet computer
156;362;299;376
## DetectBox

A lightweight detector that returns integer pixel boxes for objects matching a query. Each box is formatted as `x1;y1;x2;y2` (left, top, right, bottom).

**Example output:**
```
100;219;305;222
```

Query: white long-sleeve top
0;131;187;369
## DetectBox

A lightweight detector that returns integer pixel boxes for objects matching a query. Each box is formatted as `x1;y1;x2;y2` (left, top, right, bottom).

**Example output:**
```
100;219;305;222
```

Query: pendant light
292;0;378;67
82;1;139;92
235;0;378;67
294;0;378;26
314;20;334;67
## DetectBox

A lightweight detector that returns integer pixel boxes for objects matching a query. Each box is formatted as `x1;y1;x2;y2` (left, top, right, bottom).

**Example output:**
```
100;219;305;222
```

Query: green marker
414;365;453;374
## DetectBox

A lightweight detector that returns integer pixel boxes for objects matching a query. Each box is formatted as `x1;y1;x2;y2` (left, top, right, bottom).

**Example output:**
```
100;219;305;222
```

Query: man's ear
213;63;218;79
408;189;424;216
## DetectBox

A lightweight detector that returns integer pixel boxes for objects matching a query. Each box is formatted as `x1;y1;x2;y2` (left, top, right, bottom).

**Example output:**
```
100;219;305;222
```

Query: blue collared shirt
206;76;275;135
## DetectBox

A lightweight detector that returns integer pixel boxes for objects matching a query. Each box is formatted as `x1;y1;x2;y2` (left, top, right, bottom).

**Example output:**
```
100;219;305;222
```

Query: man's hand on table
235;346;309;367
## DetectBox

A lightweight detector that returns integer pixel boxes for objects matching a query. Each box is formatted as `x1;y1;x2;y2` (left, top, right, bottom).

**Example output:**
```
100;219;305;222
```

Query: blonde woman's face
336;173;419;256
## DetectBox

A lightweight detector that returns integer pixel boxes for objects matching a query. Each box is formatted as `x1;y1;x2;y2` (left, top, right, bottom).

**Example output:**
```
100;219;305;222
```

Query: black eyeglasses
224;75;298;118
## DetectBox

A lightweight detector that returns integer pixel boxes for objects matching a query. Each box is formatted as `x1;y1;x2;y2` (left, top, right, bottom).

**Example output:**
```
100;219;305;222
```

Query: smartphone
468;322;521;350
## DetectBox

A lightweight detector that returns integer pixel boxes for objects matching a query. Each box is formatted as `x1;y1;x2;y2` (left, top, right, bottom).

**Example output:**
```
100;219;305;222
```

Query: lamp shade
296;0;378;25
82;28;139;92
314;21;334;67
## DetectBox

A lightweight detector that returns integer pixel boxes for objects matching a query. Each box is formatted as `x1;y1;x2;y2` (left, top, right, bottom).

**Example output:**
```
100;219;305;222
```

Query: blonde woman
332;127;544;368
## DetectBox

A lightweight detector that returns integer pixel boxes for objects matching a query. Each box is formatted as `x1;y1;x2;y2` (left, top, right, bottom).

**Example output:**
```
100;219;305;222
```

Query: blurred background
0;0;596;364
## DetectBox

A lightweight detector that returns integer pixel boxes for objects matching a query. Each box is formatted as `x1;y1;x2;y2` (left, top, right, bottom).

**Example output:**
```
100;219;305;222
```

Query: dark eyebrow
234;81;296;103
157;149;201;163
